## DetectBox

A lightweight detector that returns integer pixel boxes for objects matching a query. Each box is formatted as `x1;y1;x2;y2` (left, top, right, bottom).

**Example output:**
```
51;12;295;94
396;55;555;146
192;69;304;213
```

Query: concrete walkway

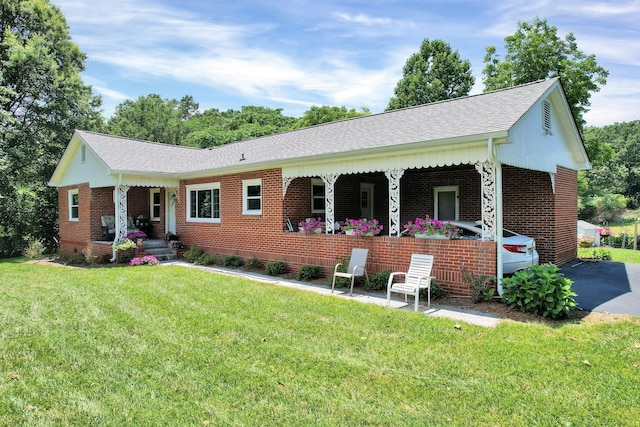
162;260;501;327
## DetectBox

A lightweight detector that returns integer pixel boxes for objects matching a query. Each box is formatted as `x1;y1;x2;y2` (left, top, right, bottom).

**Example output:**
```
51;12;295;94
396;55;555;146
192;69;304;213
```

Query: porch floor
160;260;500;327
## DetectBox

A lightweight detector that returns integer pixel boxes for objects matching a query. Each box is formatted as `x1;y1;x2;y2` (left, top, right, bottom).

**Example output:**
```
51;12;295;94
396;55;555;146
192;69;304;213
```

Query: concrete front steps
142;239;176;261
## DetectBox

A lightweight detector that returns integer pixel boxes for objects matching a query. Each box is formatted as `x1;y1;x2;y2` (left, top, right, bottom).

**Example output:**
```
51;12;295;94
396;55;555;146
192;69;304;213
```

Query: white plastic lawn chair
331;248;370;296
387;254;434;311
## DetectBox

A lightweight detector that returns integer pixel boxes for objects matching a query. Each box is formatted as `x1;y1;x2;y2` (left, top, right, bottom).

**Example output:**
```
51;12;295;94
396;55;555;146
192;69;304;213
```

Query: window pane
312;184;325;197
153;206;161;218
190;191;197;218
247;198;261;210
71;206;78;218
153;192;160;204
437;191;456;220
212;189;220;218
71;193;79;206
247;185;261;197
312;198;325;211
198;190;212;218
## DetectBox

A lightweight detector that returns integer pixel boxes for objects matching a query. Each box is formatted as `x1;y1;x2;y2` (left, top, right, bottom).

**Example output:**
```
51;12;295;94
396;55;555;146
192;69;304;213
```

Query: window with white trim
311;178;325;213
150;188;161;221
186;183;220;223
68;189;79;221
434;186;459;221
242;178;262;215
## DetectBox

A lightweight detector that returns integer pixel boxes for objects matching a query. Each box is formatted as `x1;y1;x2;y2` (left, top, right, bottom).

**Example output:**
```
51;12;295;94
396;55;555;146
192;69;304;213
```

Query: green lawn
1;260;639;426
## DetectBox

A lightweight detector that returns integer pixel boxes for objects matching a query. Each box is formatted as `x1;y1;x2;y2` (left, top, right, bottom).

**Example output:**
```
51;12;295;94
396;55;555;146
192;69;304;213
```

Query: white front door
165;188;177;234
360;183;374;219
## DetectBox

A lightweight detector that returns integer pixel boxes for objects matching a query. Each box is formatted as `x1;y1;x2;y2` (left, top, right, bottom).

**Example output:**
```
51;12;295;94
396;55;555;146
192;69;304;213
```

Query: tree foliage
482;17;608;130
387;38;474;111
107;94;198;145
579;121;640;222
292;105;370;129
0;0;103;256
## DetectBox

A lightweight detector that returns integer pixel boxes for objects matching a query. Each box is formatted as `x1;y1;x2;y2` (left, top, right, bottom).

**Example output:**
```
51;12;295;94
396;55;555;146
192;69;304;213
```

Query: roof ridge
77;129;203;151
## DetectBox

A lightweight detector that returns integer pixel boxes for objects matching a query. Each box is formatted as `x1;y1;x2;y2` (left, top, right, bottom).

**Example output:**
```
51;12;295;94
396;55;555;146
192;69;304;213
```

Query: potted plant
126;230;147;243
578;235;595;248
341;218;383;236
113;238;137;263
403;216;460;239
163;231;180;242
298;217;325;234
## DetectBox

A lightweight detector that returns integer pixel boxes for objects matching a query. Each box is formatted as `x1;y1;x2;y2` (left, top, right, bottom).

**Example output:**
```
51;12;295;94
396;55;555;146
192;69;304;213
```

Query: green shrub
462;270;496;303
184;245;204;263
297;264;322;281
22;239;45;259
223;255;244;267
420;280;448;299
578;247;612;260
501;263;578;319
117;251;135;264
366;270;390;291
194;253;218;266
265;261;287;275
64;253;86;266
246;256;262;269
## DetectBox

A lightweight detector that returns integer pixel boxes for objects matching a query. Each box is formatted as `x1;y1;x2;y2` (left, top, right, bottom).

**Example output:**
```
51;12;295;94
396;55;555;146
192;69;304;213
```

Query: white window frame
311;178;325;214
150;188;161;221
186;183;221;223
242;178;262;215
434;185;459;221
68;189;79;221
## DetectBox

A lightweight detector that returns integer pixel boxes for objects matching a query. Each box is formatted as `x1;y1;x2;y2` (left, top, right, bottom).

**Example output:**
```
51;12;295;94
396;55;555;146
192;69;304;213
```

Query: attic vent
543;101;552;135
81;144;86;163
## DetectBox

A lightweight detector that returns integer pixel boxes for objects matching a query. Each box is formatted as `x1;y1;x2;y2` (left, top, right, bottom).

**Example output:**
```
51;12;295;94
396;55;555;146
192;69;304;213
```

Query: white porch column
320;174;338;234
385;169;405;237
475;161;497;240
115;185;130;242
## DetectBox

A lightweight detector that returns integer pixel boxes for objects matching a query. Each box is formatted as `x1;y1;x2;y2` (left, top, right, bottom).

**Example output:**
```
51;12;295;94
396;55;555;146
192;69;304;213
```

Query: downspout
488;138;505;296
110;174;122;263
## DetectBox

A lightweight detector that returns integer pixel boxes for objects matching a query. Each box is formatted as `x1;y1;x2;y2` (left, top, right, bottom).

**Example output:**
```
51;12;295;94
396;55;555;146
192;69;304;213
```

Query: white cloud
584;77;640;126
333;12;395;26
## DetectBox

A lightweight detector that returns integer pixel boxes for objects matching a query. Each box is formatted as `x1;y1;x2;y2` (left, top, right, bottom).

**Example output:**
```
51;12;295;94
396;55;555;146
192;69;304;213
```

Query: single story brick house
49;78;589;295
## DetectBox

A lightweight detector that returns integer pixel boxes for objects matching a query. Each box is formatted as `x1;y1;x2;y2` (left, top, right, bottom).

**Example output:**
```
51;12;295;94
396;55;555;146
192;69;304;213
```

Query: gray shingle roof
79;78;557;175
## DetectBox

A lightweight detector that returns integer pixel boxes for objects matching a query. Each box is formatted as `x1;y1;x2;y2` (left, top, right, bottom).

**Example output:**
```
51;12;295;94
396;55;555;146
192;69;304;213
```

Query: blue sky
52;0;639;127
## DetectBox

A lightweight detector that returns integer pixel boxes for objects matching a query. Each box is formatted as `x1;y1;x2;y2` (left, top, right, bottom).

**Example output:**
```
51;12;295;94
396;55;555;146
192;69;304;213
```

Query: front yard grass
1;260;639;426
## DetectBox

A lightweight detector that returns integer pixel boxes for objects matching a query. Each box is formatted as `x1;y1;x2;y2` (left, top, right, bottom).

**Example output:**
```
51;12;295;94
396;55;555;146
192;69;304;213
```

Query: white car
452;221;539;274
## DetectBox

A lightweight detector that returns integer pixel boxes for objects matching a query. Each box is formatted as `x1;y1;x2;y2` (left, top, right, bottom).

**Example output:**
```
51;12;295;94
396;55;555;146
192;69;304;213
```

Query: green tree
387;38;474;111
0;0;103;257
579;121;640;221
482;17;608;130
293;105;370;129
182;106;296;148
107;94;197;145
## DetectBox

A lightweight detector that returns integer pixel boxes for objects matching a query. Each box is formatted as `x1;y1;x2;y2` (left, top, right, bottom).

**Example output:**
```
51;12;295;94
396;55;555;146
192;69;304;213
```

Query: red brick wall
502;166;577;266
58;183;91;255
176;168;495;295
90;187;114;240
554;167;578;265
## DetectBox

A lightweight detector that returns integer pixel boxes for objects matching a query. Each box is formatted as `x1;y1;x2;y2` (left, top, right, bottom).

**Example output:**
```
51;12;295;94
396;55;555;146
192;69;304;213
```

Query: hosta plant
501;263;578;319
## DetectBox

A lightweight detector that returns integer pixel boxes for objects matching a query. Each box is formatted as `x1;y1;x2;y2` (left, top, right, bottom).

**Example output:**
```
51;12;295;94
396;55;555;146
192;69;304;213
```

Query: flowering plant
597;227;611;236
341;218;383;236
129;255;160;266
298;217;325;234
578;235;595;246
113;238;137;252
126;230;147;240
403;216;460;239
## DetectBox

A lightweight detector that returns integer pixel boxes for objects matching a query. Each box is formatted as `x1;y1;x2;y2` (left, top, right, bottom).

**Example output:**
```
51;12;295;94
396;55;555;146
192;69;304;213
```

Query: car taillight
503;244;527;254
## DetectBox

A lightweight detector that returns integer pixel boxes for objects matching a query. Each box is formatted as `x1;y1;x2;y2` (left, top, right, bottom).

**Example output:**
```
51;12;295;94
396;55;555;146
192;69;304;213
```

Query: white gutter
109;174;122;263
488;137;505;295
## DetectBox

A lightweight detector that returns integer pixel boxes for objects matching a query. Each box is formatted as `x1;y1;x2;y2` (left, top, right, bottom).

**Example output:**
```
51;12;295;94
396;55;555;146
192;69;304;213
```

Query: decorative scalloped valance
282;143;490;179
